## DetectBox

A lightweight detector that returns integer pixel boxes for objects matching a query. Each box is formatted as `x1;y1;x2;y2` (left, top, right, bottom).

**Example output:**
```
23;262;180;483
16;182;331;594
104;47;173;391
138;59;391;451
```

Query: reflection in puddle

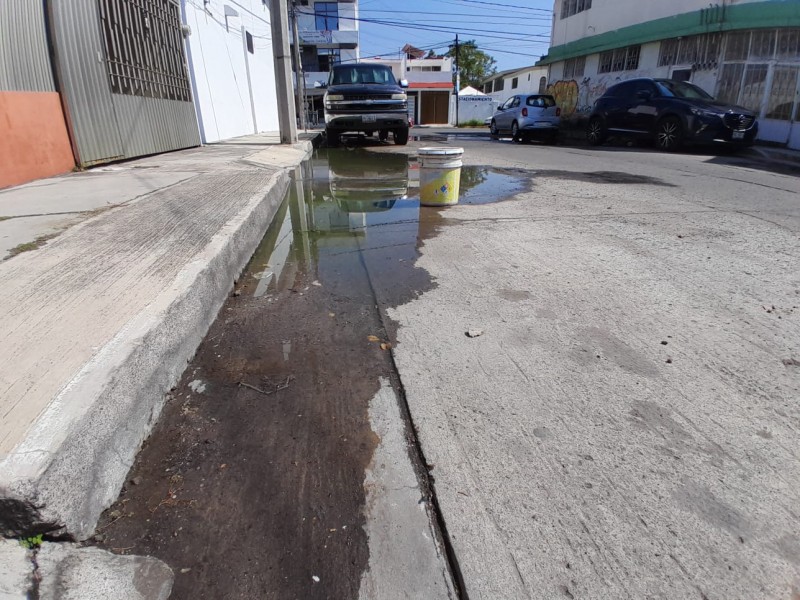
246;149;526;298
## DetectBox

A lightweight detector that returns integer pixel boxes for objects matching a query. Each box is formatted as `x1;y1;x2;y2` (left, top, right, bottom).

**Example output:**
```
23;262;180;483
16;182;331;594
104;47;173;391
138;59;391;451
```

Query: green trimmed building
539;0;800;148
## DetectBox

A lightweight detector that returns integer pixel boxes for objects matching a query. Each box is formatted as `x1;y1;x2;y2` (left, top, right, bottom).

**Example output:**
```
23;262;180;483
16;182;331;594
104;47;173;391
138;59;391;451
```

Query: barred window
600;46;640;74
740;63;768;112
625;45;640;70
659;39;680;67
777;29;800;59
561;0;591;19
99;0;192;102
563;56;585;79
750;30;776;59
725;31;751;60
716;63;744;105
677;37;697;65
766;66;799;120
598;51;613;74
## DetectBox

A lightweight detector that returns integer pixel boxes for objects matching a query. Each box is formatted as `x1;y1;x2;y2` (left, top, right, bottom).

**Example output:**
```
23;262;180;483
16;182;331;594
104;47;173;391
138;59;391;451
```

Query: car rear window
526;96;555;107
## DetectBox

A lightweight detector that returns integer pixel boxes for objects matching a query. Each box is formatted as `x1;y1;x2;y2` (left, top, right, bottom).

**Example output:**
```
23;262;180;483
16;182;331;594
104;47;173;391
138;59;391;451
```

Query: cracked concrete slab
37;543;172;600
358;379;456;600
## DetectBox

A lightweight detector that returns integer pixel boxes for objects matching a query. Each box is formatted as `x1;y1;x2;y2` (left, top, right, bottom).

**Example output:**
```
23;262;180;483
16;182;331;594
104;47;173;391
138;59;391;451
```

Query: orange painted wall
0;91;75;189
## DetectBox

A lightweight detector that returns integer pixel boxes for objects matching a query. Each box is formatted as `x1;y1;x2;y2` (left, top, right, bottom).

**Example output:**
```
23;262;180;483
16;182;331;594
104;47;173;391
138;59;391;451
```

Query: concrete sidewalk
0;133;315;541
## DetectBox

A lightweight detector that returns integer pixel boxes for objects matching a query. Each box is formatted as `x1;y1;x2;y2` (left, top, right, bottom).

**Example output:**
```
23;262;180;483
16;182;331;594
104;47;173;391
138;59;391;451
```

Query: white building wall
552;0;765;46
183;0;279;143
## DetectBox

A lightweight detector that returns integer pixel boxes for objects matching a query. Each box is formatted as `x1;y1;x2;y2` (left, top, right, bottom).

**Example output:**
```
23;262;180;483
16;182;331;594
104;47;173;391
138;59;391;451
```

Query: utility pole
455;34;460;126
290;1;308;131
270;0;298;143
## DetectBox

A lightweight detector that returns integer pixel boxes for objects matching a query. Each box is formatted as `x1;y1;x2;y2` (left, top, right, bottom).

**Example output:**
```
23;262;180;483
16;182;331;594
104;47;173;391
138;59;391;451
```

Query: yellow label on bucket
420;167;461;206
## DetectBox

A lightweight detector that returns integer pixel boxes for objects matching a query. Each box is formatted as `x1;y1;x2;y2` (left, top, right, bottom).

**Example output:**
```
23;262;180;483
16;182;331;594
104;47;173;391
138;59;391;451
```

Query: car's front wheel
490;119;499;139
656;116;683;152
394;127;409;146
586;118;607;146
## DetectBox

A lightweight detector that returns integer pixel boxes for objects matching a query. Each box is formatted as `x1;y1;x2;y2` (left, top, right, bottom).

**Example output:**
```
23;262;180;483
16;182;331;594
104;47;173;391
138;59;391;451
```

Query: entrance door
420;91;450;124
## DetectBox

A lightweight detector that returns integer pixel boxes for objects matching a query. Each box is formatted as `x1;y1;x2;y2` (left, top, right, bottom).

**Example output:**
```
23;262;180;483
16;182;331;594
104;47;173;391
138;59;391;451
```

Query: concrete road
383;136;800;599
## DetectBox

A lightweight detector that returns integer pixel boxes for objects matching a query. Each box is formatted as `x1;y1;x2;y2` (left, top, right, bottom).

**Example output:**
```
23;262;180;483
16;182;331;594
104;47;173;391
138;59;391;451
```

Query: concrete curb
0;140;312;540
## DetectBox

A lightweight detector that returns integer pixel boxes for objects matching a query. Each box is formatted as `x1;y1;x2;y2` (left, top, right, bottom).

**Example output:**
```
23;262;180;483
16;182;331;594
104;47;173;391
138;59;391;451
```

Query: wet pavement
92;147;526;599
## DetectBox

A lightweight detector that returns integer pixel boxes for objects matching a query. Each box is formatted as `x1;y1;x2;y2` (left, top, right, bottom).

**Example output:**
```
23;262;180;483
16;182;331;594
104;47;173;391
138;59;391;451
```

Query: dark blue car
586;78;758;151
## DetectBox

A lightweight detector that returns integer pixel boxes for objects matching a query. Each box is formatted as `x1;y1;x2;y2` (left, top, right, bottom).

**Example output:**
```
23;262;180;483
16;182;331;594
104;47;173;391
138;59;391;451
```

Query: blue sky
357;0;555;73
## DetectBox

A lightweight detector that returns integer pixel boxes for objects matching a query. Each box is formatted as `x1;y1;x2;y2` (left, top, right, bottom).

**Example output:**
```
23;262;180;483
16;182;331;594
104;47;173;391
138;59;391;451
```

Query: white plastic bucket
419;147;464;206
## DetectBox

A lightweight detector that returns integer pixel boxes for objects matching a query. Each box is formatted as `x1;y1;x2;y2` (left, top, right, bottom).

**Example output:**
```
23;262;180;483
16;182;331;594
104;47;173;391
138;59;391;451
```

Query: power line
448;0;553;12
295;9;550;41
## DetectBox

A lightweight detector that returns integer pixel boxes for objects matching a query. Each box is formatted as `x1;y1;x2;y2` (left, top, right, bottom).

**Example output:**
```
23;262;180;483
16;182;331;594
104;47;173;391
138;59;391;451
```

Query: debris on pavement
782;358;800;367
466;329;484;338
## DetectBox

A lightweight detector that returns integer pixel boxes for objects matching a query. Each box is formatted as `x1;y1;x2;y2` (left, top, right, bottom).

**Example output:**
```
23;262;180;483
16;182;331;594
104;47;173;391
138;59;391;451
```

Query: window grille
99;0;192;102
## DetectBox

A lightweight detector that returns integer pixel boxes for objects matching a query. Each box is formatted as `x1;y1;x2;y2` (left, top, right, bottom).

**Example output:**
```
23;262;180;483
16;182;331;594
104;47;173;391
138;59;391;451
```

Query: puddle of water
244;148;527;299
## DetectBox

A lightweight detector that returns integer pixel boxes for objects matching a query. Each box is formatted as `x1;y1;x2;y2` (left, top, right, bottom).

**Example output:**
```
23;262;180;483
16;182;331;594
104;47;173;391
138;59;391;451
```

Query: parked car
323;64;410;146
586;78;758;151
489;95;561;143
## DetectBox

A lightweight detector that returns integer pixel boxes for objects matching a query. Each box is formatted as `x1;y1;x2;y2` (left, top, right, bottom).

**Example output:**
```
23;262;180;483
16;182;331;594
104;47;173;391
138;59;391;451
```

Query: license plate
732;131;745;140
362;114;377;123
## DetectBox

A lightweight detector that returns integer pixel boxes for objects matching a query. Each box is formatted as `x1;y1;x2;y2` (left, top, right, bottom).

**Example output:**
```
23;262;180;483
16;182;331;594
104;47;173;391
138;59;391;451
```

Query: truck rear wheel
326;129;340;147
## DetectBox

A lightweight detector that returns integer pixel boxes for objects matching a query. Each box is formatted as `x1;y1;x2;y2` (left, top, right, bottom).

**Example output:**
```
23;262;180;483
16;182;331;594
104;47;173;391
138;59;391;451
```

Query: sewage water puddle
92;148;525;600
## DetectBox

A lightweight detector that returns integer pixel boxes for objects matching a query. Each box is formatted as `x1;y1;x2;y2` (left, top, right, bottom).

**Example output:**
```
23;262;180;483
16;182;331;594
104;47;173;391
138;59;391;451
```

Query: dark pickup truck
323;63;410;146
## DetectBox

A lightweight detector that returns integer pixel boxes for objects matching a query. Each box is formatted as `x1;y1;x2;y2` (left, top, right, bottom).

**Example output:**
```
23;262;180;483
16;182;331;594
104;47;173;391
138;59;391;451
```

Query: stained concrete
358;379;456;600
0;136;314;539
0;539;31;599
37;543;172;600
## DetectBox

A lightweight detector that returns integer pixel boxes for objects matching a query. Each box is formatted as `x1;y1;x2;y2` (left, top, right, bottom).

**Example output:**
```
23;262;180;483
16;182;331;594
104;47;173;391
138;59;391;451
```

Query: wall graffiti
548;75;629;120
546;79;579;117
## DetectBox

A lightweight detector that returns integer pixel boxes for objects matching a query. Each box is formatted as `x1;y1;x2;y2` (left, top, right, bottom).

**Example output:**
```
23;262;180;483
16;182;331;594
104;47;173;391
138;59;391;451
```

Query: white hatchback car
490;94;561;144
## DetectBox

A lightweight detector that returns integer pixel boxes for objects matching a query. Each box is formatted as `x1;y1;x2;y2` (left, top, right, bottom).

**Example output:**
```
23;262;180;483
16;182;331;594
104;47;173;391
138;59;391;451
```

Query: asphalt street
384;134;800;599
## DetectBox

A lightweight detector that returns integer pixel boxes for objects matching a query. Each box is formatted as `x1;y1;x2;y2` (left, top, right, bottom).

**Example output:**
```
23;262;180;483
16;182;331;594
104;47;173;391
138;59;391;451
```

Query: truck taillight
522;107;528;117
556;107;561;116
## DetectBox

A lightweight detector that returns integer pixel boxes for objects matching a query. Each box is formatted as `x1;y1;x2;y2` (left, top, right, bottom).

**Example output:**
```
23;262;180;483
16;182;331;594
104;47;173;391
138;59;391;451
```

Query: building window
659;39;680;67
317;48;340;71
740;63;769;112
725;31;751;61
246;31;254;54
777;29;800;59
563;56;586;79
750;30;776;60
511;77;518;89
660;34;720;70
717;63;745;105
625;45;640;70
561;0;591;19
766;66;799;120
538;76;547;93
315;2;338;31
598;46;640;74
99;0;192;102
494;78;505;92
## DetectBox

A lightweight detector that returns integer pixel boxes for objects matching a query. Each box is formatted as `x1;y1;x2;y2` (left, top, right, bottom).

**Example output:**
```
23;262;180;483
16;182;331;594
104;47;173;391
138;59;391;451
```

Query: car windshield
655;80;714;100
330;65;397;86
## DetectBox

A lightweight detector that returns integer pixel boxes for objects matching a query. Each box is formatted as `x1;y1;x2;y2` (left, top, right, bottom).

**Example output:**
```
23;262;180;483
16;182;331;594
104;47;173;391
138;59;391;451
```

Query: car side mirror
399;79;409;88
636;90;652;101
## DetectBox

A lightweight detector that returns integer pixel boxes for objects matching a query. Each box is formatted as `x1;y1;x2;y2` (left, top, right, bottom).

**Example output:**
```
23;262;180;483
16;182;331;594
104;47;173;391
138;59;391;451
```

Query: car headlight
326;94;344;101
690;107;718;119
391;93;407;101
